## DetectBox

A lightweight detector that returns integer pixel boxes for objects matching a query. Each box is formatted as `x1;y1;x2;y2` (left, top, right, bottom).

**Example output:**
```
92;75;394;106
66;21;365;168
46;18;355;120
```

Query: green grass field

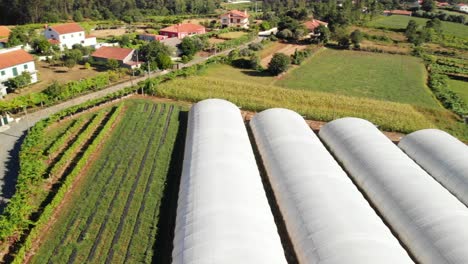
448;78;468;103
368;15;468;39
218;31;247;40
29;100;185;264
276;49;440;108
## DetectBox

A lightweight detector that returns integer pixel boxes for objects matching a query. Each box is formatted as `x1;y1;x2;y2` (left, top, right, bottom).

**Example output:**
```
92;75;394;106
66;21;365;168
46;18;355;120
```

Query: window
62;36;65;39
1;71;5;76
48;28;51;31
24;64;28;70
12;67;18;76
71;34;74;37
79;33;82;36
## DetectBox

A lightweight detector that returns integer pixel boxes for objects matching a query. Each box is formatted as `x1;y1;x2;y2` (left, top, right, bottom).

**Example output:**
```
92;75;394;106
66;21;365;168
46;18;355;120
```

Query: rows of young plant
29;101;182;264
44;118;85;159
12;104;124;263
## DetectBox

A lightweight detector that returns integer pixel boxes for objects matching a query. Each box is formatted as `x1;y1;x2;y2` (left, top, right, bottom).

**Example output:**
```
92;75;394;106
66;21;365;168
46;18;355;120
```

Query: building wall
83;37;97;47
220;16;249;28
44;28;87;50
0;61;37;97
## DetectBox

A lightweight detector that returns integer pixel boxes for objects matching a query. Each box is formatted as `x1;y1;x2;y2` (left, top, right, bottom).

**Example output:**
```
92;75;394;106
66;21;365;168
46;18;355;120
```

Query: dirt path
260;44;308;68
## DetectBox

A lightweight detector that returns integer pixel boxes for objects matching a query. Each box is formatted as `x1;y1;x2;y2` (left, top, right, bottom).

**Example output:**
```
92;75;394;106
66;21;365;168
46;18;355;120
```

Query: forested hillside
0;0;221;25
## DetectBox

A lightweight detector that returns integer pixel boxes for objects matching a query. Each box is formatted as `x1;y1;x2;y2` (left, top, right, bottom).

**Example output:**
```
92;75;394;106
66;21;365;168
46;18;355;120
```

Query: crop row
12;104;125;264
44;118;86;158
31;102;181;264
47;111;107;180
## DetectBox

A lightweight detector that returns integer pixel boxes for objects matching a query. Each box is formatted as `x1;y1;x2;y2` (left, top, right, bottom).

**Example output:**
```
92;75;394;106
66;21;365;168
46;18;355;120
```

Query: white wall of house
44;28;90;50
220;15;249;28
459;5;468;13
0;61;38;97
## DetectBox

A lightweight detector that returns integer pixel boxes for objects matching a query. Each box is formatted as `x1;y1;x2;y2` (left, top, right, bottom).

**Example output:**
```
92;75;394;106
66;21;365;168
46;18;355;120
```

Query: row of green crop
430;62;468;76
48;112;107;179
31;103;173;263
0;86;137;242
32;104;150;263
427;72;468;116
212;31;257;51
44;118;86;157
12;104;124;264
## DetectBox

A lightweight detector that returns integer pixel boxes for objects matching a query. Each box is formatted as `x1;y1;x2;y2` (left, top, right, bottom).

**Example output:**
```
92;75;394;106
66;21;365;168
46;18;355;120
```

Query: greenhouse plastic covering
250;109;413;264
319;117;468;264
399;129;468;207
172;99;287;264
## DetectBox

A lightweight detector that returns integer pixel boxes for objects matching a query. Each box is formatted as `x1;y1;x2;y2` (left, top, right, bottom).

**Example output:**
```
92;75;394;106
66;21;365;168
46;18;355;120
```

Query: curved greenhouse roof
250;109;413;264
172;99;287;264
399;129;468;206
319;117;468;264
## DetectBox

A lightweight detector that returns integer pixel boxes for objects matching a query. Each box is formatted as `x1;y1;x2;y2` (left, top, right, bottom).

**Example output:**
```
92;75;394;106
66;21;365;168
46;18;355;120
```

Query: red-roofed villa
91;46;141;69
220;10;250;28
0;47;38;97
383;10;413;16
159;23;206;39
44;23;97;50
303;19;328;33
138;33;168;42
456;3;468;12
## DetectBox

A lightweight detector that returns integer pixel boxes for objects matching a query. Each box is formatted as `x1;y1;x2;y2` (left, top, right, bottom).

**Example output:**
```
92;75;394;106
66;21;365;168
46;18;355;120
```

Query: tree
277;29;293;39
7;27;28;47
426;18;442;35
5;72;32;91
73;10;84;22
179;37;197;57
316;25;330;44
139;41;171;61
268;53;291;75
64;58;77;70
405;20;418;42
249;54;261;70
107;59;119;70
350;29;363;48
156;53;172;70
422;0;436;12
32;37;51;54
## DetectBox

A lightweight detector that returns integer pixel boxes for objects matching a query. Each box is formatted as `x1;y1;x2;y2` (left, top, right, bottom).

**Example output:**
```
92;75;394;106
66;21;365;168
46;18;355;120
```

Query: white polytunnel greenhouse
399;129;468;207
318;117;468;264
250;109;413;264
171;99;287;264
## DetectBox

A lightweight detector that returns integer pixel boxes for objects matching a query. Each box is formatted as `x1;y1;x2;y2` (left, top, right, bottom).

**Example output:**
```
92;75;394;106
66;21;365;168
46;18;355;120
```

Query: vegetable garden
27;100;184;264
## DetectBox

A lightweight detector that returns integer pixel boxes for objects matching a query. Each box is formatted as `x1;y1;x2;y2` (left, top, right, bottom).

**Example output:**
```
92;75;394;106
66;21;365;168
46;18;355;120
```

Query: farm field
218;31;247;40
368;15;468;39
276;49;440;108
28;100;185;264
448;79;468;103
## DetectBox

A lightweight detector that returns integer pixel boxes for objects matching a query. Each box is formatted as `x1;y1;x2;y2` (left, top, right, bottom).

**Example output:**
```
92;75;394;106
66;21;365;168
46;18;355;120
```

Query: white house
456;3;468;13
0;47;38;98
220;10;250;28
44;23;97;50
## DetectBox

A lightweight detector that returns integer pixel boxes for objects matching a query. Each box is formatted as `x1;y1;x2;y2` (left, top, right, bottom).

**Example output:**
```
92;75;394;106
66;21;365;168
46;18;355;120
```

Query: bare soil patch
260;44;308;68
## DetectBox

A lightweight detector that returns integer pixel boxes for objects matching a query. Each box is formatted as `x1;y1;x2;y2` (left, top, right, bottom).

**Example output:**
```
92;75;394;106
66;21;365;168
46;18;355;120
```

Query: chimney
244;10;247;15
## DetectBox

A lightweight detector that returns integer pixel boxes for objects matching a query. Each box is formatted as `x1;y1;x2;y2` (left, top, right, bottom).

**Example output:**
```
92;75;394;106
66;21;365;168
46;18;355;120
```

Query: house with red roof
44;23;97;50
0;26;11;48
138;33;168;42
159;23;206;39
456;3;468;13
436;1;450;7
303;19;328;33
0;47;38;97
383;10;412;16
91;46;141;69
220;10;250;28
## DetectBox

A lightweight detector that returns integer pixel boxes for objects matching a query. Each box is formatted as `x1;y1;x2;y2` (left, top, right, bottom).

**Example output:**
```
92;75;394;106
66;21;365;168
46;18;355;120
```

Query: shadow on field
152;110;187;264
0;131;26;214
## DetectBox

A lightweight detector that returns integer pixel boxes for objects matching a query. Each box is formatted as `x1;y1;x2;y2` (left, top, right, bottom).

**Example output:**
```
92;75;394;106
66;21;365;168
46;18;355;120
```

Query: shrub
268;53;291;75
248;42;263;51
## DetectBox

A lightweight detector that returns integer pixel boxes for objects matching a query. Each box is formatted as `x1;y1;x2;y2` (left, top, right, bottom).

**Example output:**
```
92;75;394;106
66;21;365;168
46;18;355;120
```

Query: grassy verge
448;78;468;103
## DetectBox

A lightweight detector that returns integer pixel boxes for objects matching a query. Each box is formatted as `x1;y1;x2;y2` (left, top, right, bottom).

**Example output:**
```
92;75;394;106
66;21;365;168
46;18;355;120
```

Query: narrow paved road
0;37;262;211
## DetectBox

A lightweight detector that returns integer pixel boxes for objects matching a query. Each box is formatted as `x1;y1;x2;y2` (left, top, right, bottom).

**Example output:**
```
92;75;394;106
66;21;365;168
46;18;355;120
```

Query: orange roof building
220;10;250;28
0;26;10;38
159;23;206;39
383;10;412;16
91;46;141;69
0;48;38;97
44;23;96;50
303;19;328;32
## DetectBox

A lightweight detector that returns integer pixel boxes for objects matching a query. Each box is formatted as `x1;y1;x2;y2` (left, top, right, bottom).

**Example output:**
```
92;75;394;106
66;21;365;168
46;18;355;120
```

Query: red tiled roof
0;38;7;43
0;49;34;70
91;46;133;61
383;10;412;15
457;3;467;6
160;23;205;34
436;1;450;6
48;39;60;45
0;26;10;37
221;10;249;18
303;19;328;31
50;23;84;35
140;33;167;40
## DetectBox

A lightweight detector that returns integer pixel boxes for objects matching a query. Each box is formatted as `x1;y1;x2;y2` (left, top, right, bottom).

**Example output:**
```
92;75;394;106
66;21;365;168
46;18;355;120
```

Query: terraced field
29;100;185;264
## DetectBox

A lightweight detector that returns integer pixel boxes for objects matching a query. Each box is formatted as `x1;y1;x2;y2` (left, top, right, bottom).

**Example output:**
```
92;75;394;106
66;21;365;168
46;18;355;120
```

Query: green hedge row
44;118;85;157
428;71;468;116
12;104;124;264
